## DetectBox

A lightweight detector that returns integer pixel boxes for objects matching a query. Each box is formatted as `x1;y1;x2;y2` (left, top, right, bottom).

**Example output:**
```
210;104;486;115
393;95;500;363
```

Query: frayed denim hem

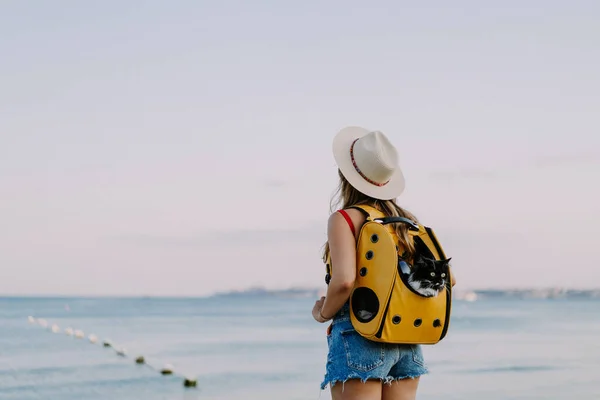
320;370;428;391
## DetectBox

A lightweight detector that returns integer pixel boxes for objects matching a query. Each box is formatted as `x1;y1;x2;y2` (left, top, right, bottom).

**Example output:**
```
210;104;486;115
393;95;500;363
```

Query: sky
1;0;599;296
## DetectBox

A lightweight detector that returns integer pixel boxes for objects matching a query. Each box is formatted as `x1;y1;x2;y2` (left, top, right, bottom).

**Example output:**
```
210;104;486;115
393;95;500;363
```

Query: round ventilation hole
351;287;379;323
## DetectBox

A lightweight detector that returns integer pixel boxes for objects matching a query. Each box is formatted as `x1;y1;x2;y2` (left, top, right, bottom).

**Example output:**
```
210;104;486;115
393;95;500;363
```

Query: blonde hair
323;169;418;262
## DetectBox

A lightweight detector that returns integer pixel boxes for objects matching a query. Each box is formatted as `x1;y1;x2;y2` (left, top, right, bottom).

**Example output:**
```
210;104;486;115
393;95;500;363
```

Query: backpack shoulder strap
349;205;419;231
348;204;385;220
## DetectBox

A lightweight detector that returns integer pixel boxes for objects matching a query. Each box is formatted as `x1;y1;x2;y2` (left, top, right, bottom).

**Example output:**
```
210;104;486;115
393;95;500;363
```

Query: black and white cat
400;254;451;297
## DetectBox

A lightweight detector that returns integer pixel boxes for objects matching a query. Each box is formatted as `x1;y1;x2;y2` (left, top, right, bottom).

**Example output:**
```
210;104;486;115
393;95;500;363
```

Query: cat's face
412;255;451;291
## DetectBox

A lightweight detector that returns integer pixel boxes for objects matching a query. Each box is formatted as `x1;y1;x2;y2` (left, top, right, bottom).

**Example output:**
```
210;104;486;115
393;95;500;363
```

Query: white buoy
465;292;478;302
88;334;98;343
51;324;61;333
38;319;48;328
65;327;74;336
161;363;174;375
28;316;36;324
74;330;85;339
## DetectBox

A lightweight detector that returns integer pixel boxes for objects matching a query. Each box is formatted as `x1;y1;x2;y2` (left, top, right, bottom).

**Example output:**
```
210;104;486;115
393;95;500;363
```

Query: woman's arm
313;212;357;322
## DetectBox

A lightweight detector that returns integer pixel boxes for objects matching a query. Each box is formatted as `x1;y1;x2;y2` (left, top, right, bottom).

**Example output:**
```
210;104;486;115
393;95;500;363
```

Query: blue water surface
1;296;599;400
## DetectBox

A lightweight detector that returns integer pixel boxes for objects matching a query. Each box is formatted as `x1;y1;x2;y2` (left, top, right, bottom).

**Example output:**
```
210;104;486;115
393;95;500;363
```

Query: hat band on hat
350;139;390;187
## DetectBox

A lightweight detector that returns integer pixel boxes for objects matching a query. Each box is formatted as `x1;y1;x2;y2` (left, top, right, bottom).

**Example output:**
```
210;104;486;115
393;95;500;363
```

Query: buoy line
27;316;198;388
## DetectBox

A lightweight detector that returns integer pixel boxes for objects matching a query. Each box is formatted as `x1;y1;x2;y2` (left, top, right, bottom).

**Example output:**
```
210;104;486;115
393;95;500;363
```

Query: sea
1;295;599;400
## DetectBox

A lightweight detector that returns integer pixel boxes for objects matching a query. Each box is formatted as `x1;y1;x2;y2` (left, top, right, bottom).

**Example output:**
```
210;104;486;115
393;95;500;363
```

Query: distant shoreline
2;287;600;300
212;287;600;300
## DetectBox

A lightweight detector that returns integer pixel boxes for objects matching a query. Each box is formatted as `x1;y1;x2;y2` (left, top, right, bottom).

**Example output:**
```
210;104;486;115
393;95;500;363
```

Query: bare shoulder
343;207;366;223
327;210;347;231
327;208;366;235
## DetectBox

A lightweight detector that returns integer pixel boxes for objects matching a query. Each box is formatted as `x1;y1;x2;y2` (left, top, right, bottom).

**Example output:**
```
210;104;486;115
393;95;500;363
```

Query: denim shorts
321;304;428;390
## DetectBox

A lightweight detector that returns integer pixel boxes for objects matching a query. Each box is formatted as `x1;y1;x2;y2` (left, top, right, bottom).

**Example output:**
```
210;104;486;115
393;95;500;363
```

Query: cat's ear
443;258;452;272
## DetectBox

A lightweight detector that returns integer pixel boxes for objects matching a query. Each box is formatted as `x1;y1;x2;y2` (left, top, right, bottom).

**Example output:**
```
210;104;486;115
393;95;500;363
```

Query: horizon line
2;286;600;299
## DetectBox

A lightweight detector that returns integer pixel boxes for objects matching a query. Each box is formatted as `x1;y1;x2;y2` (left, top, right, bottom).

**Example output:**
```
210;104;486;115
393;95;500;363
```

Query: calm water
1;295;599;400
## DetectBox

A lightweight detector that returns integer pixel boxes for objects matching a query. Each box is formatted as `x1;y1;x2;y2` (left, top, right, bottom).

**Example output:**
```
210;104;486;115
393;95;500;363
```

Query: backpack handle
373;216;420;231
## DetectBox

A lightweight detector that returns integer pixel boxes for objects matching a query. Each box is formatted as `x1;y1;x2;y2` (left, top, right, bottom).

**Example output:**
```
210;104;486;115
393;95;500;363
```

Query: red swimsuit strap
337;209;355;236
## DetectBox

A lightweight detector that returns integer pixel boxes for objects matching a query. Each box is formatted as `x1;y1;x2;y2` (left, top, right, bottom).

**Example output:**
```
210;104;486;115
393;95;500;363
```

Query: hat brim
332;126;405;200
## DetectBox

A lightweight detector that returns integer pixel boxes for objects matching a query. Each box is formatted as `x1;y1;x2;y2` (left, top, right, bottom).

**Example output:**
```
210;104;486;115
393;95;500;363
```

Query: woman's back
322;206;427;400
312;127;455;400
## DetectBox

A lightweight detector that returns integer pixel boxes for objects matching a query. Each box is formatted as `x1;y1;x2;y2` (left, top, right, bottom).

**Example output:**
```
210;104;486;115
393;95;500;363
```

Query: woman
313;127;456;400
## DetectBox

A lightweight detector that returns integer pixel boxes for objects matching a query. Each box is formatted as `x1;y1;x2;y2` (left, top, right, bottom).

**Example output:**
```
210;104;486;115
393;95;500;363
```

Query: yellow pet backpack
324;205;452;345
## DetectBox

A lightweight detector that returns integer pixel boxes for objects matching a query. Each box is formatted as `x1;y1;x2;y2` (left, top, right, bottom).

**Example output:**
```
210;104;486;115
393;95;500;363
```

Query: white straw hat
332;126;405;200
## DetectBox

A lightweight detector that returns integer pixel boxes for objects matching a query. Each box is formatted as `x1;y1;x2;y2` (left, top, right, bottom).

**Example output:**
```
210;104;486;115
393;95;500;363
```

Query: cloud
103;223;325;248
530;152;600;168
263;179;289;188
428;151;599;182
428;168;500;181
